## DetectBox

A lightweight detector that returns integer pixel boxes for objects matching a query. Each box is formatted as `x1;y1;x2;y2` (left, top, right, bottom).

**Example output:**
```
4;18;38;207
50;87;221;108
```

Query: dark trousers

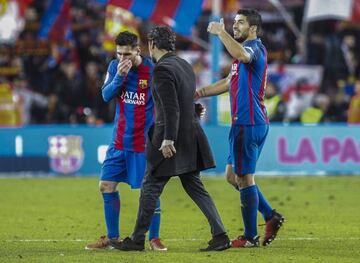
131;171;226;242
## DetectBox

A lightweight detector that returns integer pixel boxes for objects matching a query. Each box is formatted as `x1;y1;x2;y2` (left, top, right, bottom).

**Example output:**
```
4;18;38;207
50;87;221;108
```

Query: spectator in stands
0;80;17;126
291;34;306;64
53;60;84;118
348;80;360;124
326;88;349;122
46;94;69;123
300;94;330;124
264;81;286;122
285;79;313;122
339;34;359;78
12;74;48;125
83;61;110;123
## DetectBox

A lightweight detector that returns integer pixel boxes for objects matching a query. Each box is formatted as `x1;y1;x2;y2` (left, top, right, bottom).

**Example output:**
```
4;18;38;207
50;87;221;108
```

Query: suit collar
157;51;176;63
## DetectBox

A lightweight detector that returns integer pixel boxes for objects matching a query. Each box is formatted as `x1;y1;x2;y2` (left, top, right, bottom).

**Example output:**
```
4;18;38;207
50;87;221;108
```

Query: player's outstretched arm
195;76;230;100
208;19;251;63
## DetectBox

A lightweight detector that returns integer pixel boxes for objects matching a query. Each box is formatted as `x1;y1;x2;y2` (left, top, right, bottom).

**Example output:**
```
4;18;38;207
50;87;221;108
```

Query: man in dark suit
111;26;230;252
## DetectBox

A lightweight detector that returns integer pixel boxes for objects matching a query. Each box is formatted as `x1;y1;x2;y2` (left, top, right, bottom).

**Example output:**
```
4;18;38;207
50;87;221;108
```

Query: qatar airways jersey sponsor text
120;90;146;105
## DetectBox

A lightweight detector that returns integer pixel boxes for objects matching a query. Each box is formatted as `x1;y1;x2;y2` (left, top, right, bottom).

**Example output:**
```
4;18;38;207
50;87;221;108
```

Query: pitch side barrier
0;123;359;176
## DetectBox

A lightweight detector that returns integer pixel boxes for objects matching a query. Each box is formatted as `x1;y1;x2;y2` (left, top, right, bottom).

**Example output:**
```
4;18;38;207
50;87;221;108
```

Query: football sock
102;191;120;239
149;198;161;240
240;185;259;239
256;185;274;221
236;184;274;222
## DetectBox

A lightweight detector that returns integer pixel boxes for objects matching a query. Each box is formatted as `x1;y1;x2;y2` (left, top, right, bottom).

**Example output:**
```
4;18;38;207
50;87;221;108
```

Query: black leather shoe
110;237;145;251
200;233;231;251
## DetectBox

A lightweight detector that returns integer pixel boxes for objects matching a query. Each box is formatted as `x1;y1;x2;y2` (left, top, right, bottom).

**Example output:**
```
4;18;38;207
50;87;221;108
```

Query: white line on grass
4;237;360;242
5;239;90;242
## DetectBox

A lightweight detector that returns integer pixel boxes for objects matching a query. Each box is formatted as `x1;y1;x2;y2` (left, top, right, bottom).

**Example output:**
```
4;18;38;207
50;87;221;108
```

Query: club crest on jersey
138;79;148;89
48;136;84;174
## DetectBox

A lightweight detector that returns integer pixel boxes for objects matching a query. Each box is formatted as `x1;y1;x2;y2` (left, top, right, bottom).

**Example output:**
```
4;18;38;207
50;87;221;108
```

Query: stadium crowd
0;0;359;126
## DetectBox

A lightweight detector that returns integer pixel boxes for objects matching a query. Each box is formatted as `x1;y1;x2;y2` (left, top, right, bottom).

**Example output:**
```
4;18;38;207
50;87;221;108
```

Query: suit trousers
131;171;226;242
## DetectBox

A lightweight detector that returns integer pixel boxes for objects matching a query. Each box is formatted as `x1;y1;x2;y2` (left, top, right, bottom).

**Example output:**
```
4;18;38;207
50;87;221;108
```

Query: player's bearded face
233;14;250;43
116;45;139;65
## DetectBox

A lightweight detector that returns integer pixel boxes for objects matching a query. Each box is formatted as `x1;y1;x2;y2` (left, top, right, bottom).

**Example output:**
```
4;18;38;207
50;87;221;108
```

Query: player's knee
236;174;254;189
235;174;244;188
99;181;117;193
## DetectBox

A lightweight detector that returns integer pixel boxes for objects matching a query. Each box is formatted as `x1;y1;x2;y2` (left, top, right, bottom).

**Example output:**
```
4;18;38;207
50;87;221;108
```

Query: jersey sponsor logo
120;90;146;105
138;79;148;89
48;136;84;174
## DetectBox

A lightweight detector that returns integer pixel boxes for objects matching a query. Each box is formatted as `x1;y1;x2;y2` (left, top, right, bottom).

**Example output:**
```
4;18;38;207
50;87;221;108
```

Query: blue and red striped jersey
102;57;154;152
229;38;269;125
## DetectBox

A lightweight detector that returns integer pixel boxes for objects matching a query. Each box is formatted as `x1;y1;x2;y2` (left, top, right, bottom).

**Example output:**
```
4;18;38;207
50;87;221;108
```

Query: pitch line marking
4;237;360;242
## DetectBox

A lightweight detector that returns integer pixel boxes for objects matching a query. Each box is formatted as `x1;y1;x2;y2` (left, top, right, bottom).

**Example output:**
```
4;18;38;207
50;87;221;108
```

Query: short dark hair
147;26;176;51
115;31;139;47
237;9;262;34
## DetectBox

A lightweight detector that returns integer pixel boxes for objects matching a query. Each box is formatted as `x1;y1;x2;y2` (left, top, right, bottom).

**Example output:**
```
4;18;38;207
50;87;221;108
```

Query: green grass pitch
1;176;359;262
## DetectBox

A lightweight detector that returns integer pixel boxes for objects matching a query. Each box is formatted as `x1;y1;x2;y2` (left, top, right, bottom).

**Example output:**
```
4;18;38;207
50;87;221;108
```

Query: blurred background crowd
0;0;360;126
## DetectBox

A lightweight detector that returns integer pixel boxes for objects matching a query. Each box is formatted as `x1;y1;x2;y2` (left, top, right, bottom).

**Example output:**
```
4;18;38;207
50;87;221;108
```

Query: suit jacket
146;52;215;177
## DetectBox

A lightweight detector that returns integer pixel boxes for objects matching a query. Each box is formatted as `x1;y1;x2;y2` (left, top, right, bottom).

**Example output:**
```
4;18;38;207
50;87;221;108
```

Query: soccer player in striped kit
195;9;284;247
86;31;166;251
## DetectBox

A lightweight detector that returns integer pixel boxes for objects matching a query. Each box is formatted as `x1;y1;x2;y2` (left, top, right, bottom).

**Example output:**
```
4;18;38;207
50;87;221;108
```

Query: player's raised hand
117;59;132;76
207;18;225;35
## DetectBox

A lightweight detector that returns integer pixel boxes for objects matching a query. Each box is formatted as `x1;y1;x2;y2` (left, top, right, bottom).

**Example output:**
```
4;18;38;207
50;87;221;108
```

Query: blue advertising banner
0;124;359;175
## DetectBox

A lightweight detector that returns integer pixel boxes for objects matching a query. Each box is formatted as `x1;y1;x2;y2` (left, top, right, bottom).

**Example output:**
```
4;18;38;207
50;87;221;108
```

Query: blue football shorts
227;124;269;176
100;146;146;189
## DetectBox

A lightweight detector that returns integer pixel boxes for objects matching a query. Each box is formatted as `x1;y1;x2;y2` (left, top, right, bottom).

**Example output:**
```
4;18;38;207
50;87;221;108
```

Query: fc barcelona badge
139;79;148;89
48;135;84;174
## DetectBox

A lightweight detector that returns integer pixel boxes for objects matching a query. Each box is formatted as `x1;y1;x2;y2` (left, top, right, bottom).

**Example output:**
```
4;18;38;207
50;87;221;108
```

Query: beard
236;36;247;43
234;30;249;43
